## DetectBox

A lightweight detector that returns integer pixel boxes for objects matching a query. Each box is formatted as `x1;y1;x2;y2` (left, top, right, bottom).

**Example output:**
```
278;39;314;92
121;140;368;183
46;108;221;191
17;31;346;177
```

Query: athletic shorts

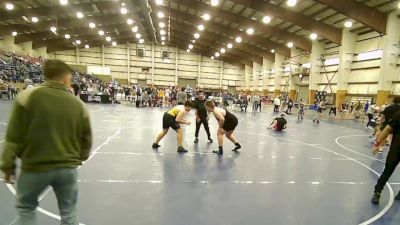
162;113;180;130
222;112;238;132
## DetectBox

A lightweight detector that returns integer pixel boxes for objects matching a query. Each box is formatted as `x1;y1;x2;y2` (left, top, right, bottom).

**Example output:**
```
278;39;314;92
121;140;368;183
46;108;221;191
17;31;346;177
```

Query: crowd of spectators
0;50;44;84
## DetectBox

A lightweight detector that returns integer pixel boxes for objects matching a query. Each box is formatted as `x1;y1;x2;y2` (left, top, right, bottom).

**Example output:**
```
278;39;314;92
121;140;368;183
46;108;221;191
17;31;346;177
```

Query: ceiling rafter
170;28;262;65
313;0;388;34
0;1;117;21
168;9;289;58
170;36;251;67
0;13;131;35
168;0;311;51
169;40;247;68
230;0;342;44
170;19;274;61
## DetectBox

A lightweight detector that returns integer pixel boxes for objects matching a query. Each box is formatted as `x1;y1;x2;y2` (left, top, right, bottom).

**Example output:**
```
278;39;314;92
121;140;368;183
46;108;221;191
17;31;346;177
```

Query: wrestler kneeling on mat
269;113;287;131
205;101;241;155
152;101;194;153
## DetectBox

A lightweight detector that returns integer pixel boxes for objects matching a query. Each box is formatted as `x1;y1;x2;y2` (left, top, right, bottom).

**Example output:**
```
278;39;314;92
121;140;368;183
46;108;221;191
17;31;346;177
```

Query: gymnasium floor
0;101;400;225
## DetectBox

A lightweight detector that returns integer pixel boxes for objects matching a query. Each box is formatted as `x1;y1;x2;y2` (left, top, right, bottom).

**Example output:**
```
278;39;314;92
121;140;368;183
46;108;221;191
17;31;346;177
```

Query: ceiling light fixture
227;43;233;49
155;0;163;5
132;26;138;32
161;36;166;41
202;13;211;21
99;30;105;36
127;18;134;25
120;7;128;14
76;12;84;19
211;0;219;6
189;44;194;49
160;30;166;35
112;41;117;47
344;21;353;28
187;49;191;53
106;36;112;42
310;33;318;40
31;17;39;23
136;33;142;39
5;3;14;10
139;39;145;44
197;24;205;31
11;31;17;36
215;52;220;57
162;41;165;45
220;48;226;54
235;36;242;43
246;28;254;35
59;0;68;5
262;16;271;24
287;42;294;48
64;34;70;39
270;49;275;53
287;0;297;7
50;26;57;33
194;33;200;39
192;40;196;43
159;22;165;28
398;2;400;9
85;44;90;49
157;12;165;18
211;56;214;60
76;40;81;45
89;22;96;28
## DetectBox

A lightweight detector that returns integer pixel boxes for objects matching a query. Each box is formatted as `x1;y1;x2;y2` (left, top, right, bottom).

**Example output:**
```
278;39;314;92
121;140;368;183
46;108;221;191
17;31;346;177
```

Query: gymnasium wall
49;43;244;90
311;32;391;96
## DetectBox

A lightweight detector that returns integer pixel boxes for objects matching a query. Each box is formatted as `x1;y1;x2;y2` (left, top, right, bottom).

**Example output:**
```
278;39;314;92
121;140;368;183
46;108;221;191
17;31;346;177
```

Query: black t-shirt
388;111;400;150
382;104;400;127
194;98;207;117
275;117;287;131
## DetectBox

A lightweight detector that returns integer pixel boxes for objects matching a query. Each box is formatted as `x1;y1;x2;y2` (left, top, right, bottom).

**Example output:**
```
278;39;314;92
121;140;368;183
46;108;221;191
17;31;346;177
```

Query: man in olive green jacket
1;60;92;225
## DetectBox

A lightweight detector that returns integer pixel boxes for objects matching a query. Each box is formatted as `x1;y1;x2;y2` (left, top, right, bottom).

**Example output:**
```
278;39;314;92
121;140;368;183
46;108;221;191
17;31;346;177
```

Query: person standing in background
1;60;93;225
252;93;260;114
366;103;376;128
177;87;187;105
273;96;281;113
365;100;370;113
194;91;213;144
286;98;293;114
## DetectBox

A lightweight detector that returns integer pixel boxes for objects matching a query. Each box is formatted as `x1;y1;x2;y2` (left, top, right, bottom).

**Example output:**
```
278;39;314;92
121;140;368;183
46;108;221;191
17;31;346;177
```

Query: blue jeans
16;168;78;225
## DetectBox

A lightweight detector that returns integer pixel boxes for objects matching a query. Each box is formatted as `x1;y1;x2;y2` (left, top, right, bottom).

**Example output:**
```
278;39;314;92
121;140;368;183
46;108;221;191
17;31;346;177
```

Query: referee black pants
375;147;400;193
195;116;211;139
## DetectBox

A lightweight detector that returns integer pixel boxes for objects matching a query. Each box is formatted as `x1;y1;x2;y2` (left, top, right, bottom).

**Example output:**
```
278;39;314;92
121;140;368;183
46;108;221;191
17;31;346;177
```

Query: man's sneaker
177;146;188;153
194;137;199;144
371;192;381;205
152;143;161;149
395;191;400;201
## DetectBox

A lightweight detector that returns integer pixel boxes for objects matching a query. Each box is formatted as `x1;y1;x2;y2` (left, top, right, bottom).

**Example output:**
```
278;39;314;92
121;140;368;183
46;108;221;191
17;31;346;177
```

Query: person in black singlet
152;101;194;153
193;91;213;144
205;101;241;155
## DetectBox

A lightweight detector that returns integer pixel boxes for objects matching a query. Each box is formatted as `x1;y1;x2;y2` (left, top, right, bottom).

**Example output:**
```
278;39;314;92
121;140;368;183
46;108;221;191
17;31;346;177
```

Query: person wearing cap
270;113;288;131
1;60;93;225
